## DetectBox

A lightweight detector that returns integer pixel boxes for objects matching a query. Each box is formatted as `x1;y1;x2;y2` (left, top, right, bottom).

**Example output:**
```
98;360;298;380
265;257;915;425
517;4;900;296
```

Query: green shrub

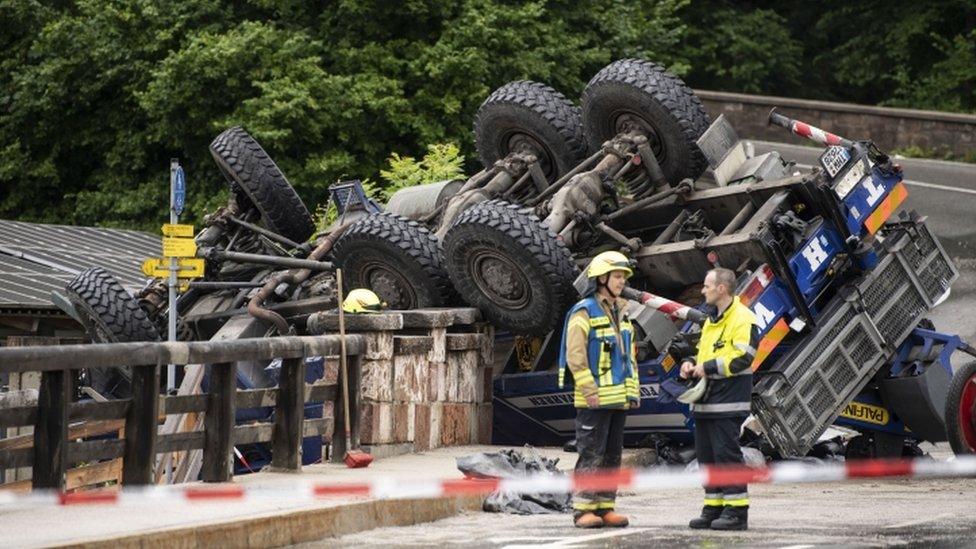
313;143;464;234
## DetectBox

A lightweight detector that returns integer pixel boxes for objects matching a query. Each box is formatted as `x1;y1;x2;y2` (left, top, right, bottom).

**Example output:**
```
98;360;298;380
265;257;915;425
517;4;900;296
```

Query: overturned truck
61;58;976;461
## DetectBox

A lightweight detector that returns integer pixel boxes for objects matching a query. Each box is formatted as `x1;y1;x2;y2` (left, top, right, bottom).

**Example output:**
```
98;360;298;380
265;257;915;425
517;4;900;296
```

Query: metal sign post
142;161;202;485
168;160;185;393
166;159;186;484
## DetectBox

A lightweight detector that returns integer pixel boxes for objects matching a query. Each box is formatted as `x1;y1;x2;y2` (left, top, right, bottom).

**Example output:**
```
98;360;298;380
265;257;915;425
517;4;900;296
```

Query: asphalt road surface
322;474;976;547
313;447;976;548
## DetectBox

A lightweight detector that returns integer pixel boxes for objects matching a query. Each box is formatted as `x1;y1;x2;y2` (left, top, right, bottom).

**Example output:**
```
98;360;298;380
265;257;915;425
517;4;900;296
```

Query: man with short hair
558;251;640;529
680;267;759;531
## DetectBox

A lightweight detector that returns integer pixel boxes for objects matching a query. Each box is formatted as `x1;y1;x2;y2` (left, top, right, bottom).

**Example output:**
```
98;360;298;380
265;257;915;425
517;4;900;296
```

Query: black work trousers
694;416;749;507
573;407;627;516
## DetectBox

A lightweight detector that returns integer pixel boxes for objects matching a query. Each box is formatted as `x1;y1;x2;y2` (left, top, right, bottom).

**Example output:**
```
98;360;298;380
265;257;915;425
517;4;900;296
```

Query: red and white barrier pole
622;287;707;323
768;108;854;148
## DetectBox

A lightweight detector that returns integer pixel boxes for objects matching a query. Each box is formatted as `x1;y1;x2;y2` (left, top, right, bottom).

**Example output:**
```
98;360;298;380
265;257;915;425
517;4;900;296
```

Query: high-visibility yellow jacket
558;295;640;409
689;296;759;418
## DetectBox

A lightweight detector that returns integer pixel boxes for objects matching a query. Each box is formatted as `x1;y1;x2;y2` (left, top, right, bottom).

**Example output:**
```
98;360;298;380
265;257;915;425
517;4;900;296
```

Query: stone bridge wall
697;90;976;157
307;308;493;459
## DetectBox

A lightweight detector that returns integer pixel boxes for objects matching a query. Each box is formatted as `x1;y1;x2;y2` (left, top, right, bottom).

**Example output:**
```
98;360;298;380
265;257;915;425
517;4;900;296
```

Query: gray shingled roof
0;219;160;308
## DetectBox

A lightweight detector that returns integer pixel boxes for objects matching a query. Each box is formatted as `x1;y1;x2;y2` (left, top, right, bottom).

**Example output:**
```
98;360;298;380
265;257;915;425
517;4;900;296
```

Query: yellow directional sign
177;258;205;278
142;258;161;277
162;223;195;237
142;257;206;278
162;237;197;258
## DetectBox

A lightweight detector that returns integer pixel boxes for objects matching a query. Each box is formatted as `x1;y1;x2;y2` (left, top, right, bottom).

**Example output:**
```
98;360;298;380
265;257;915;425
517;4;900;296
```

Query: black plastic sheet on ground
456;446;571;515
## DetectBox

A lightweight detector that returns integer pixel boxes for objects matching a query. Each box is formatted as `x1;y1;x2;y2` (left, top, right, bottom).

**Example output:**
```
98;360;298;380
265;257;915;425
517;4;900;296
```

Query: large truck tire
441;200;579;336
331;213;454;310
65;267;161;398
210;127;315;243
581;58;710;184
945;360;976;455
474;80;587;183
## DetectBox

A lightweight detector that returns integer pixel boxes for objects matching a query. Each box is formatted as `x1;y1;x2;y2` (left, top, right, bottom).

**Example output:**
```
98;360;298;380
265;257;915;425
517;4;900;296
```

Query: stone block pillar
306;307;494;457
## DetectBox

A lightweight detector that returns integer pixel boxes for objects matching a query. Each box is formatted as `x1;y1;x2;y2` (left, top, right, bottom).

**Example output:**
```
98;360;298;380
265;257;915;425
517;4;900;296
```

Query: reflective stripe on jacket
690;296;759;418
558;296;639;409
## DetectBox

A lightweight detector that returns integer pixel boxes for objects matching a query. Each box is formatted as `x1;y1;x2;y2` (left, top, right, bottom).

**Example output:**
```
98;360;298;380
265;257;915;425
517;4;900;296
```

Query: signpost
168;160;185;404
166;161;181;485
138;160;206;484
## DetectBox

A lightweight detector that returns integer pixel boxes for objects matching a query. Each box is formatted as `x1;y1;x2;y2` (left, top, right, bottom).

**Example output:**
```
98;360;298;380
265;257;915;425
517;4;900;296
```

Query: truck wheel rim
504;131;556;180
612;111;665;161
363;262;416;310
961;374;976;451
470;247;531;309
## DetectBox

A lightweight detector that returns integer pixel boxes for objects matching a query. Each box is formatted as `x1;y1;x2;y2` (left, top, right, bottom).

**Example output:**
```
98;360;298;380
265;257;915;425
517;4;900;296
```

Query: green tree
807;0;975;109
676;0;975;113
679;3;803;95
887;29;976;113
0;0;690;230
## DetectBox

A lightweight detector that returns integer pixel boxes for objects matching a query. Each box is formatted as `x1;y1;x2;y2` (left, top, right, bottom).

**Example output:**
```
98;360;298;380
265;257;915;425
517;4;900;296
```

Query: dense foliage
1;0;972;230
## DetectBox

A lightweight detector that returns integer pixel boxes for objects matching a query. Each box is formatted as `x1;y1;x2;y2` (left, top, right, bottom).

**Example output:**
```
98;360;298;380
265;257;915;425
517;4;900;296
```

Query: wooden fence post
32;369;70;490
122;364;160;485
271;357;304;470
202;362;236;482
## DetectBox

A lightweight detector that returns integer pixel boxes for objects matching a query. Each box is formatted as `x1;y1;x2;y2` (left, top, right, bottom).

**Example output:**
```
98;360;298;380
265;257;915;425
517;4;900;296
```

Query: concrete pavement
0;445;559;548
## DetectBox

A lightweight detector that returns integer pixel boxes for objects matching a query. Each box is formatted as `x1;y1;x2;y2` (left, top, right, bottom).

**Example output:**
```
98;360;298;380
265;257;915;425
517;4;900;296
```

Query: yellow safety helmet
341;288;386;313
586;251;634;279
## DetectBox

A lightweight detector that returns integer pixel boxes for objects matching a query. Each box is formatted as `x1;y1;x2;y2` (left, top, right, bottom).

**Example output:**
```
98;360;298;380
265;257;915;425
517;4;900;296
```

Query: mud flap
880;364;950;442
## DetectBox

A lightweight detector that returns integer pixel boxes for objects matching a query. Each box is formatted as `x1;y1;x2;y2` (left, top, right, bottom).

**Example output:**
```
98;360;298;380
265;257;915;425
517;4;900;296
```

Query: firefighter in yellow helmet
558;251;640;529
341;289;387;314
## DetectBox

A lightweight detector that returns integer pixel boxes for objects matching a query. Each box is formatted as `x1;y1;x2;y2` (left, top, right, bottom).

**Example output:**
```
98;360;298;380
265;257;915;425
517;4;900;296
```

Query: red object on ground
344;450;374;469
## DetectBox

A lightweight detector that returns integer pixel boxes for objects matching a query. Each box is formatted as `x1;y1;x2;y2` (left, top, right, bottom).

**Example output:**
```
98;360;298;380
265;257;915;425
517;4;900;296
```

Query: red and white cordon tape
2;455;974;507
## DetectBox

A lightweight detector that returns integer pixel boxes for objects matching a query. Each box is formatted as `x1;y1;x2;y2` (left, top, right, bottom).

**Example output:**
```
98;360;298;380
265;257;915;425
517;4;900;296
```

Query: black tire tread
474;80;587;178
210;127;315;243
66;267;161;344
332;212;454;308
582;58;710;180
66;267;160;398
443;199;579;335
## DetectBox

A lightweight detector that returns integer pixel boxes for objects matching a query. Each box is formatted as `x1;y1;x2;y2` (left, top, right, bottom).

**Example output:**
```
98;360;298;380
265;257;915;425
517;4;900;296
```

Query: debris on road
457;447;571;515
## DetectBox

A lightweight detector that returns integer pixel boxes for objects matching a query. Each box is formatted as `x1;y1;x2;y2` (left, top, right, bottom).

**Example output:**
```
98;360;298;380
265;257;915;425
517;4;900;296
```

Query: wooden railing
0;335;363;489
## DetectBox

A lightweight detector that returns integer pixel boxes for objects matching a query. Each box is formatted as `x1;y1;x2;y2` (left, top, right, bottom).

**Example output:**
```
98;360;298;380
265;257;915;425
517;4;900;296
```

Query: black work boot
710;506;748;531
688;505;723;529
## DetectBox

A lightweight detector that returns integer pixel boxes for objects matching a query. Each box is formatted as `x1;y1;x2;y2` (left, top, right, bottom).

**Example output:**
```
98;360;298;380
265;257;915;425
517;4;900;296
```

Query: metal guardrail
0;335;365;490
